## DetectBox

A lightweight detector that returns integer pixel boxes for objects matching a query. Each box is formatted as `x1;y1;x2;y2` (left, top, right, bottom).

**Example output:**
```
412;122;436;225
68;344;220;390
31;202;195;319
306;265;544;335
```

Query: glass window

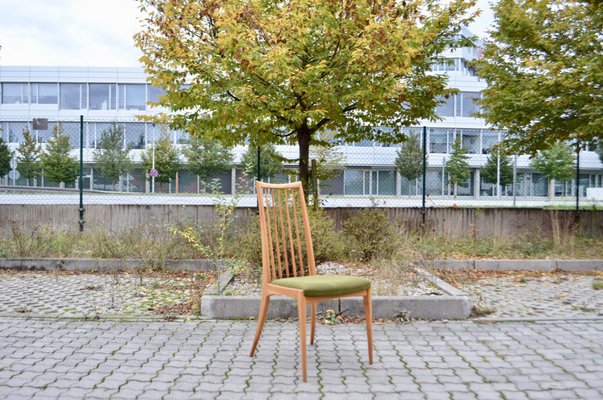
344;170;364;195
31;83;57;104
2;83;28;103
460;129;480;154
147;85;165;103
481;130;500;154
125;123;145;149
377;171;396;195
36;83;58;104
89;84;117;110
429;129;448;153
6;122;28;143
435;95;454;117
34;121;57;144
119;84;146;110
461;92;480;117
60;83;87;110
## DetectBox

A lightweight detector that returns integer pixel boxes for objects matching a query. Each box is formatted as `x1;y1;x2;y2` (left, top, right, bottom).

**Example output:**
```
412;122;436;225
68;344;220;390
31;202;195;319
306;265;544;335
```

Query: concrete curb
200;269;473;320
424;259;603;271
0;258;227;271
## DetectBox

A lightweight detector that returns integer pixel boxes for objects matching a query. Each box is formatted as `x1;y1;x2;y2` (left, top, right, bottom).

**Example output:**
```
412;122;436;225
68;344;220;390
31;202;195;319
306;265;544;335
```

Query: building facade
1;37;602;201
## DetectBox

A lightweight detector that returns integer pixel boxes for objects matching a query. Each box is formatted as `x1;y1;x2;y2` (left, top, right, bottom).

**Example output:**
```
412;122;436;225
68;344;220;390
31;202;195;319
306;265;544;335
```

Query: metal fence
1;117;603;231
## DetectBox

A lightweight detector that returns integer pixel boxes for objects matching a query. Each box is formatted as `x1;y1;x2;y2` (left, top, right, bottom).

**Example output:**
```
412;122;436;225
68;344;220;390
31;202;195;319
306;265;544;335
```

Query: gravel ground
225;262;445;297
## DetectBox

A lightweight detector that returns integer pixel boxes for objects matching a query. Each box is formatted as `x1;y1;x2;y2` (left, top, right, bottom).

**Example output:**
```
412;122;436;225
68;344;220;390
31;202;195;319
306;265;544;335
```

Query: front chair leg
250;294;270;357
364;290;373;365
298;296;308;382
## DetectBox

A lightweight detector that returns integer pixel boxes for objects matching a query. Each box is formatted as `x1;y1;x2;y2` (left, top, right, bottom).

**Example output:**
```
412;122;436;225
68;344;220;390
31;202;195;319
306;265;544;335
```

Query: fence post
311;159;319;210
421;126;427;230
79;115;85;232
575;140;580;223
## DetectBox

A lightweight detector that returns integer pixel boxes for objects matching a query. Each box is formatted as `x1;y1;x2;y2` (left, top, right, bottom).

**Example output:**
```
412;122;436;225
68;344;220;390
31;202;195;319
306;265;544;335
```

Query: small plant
343;208;397;262
471;304;496;318
321;309;341;325
593;279;603;290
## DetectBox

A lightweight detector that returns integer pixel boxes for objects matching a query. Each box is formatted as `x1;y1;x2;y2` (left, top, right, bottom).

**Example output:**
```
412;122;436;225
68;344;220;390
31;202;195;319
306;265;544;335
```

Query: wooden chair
249;181;373;382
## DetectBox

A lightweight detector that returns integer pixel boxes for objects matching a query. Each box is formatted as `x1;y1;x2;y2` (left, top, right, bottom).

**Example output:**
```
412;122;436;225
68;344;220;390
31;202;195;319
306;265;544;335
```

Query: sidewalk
1;318;602;399
0;269;602;399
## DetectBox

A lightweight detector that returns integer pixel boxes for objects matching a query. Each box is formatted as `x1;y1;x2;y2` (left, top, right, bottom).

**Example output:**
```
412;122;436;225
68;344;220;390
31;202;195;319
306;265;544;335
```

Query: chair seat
272;275;370;297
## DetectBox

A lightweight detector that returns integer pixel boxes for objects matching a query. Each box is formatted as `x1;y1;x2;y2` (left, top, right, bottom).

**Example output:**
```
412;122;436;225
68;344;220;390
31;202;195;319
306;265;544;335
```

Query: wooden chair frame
249;181;373;382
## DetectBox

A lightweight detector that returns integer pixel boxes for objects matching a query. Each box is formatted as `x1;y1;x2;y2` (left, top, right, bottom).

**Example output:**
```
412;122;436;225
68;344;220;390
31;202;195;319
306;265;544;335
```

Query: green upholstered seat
272;275;370;297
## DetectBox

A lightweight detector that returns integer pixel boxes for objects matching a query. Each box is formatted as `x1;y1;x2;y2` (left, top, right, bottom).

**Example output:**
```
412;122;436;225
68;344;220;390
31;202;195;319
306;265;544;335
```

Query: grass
593;279;603;290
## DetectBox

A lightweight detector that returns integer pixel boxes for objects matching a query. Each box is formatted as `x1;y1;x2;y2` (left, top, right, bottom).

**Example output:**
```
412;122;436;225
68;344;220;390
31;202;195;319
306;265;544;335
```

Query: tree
141;127;180;190
40;124;78;187
474;0;602;154
183;135;233;193
93;124;133;191
135;0;476;194
395;134;424;196
241;143;283;181
0;138;12;183
481;152;514;196
16;129;42;186
597;142;603;164
446;137;470;198
531;141;575;200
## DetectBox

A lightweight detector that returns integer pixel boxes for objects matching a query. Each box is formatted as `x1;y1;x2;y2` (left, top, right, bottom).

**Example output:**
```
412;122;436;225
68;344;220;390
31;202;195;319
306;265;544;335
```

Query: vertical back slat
284;188;297;277
291;188;305;277
276;188;291;278
270;188;283;279
263;188;277;281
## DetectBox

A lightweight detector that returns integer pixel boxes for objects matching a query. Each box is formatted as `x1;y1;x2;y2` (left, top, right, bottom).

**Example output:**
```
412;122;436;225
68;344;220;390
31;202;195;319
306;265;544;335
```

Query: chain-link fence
1;117;603;230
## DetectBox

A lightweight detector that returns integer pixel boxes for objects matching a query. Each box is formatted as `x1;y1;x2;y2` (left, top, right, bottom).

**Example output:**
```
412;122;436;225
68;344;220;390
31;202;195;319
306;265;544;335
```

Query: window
461;92;480;117
60;83;87;109
435;95;454;117
481;130;500;154
119;84;146;110
344;169;396;196
147;85;165;103
89;84;117;110
31;83;58;104
429;129;448;153
2;83;28;103
125;123;145;149
460;129;480;154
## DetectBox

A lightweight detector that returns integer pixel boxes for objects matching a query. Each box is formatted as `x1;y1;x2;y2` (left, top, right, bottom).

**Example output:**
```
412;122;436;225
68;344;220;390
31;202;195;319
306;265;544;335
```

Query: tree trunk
297;125;312;197
548;178;555;201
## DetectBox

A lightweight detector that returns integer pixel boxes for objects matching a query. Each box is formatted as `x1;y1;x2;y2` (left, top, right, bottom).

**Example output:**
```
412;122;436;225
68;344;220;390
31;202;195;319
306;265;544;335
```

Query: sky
0;0;495;67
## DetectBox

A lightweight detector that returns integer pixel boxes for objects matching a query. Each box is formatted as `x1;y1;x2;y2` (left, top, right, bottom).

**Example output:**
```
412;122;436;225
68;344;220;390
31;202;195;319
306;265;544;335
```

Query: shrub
342;208;398;262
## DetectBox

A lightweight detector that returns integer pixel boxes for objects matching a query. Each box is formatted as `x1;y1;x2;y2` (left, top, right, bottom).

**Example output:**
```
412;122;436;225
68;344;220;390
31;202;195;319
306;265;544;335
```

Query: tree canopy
481;152;513;188
16;129;42;185
474;0;602;154
531;141;575;182
93;124;133;190
395;133;424;184
141;127;181;185
241;143;283;181
135;0;476;193
0;138;11;179
183;135;234;182
40;124;78;186
447;137;470;197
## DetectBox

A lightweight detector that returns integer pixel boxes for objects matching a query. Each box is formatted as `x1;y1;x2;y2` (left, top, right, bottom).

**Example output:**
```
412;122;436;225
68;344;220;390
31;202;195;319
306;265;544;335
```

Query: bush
342;208;398;262
235;207;345;268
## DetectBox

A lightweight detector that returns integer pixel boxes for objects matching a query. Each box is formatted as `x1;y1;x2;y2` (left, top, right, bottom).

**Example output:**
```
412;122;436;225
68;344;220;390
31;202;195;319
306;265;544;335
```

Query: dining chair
249;181;373;382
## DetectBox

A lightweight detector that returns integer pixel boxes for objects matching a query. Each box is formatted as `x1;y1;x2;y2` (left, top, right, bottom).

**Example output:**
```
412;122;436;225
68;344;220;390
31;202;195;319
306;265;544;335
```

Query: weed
592;279;603;290
471;304;496;317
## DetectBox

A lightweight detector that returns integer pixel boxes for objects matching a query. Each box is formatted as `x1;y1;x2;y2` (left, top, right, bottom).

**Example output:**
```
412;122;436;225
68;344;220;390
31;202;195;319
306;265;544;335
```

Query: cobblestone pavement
461;274;603;319
0;272;203;318
1;318;602;399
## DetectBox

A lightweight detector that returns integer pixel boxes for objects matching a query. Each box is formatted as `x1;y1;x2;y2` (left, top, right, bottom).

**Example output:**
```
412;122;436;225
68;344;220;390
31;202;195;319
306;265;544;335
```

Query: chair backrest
256;181;316;285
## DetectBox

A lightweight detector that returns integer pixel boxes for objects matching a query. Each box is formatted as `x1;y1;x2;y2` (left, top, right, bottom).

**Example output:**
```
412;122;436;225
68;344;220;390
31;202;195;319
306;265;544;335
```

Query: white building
1;30;602;201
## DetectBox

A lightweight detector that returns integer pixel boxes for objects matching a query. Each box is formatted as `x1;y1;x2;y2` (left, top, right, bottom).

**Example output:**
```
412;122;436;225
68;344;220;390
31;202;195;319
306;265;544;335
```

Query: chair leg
250;294;270;357
298;297;307;382
310;303;316;345
364;290;373;365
